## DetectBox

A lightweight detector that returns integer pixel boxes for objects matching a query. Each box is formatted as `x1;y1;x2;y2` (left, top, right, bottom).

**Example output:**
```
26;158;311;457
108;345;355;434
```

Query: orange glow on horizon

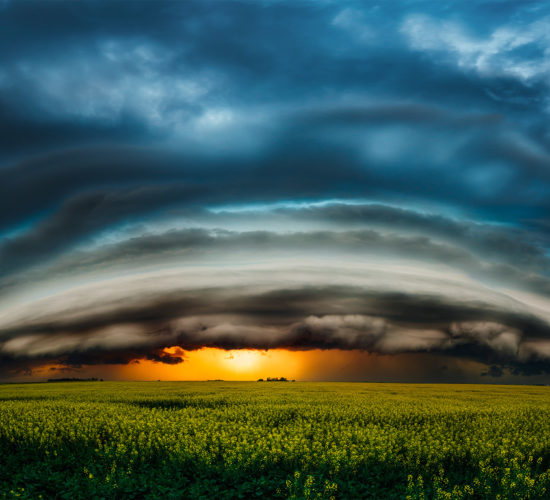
21;348;491;383
117;347;305;381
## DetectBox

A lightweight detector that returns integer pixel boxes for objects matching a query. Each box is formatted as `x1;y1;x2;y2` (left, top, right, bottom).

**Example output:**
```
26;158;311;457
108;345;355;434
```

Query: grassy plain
0;381;549;499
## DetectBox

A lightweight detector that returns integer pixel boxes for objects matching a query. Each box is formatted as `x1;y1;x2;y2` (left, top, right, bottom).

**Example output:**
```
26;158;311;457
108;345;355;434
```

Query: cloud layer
1;0;550;380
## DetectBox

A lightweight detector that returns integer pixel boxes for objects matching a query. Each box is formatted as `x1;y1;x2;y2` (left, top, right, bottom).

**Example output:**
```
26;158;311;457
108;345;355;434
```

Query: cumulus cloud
449;322;522;357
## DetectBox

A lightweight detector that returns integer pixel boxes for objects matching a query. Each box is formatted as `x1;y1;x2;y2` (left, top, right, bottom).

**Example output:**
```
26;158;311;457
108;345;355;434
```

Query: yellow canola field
0;382;549;499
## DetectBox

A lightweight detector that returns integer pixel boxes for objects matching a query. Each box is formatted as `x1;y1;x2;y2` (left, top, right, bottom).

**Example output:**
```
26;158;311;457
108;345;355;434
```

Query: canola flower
0;382;549;499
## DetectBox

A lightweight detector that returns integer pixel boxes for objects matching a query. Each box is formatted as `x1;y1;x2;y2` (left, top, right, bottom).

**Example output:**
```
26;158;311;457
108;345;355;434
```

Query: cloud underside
2;267;550;376
2;200;550;378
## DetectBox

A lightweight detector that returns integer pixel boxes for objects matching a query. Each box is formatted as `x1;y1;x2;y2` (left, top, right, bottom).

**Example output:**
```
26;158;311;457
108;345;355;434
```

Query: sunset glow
19;347;528;385
127;347;300;381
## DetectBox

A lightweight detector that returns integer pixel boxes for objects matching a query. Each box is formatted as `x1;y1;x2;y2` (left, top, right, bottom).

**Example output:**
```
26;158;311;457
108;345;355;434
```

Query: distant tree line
47;377;103;382
257;377;295;382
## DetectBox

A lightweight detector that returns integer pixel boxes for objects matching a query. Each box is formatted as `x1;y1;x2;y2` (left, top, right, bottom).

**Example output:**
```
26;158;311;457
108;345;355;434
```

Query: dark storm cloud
0;347;183;378
481;365;504;377
0;100;149;158
1;0;549;168
271;203;550;271
3;225;550;301
1;283;550;375
0;184;205;276
0;147;212;231
0;139;368;233
297;104;506;129
2;99;549;254
1;0;550;380
1;120;549;280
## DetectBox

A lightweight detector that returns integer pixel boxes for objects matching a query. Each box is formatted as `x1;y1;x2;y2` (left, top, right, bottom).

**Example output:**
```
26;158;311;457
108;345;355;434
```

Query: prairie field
1;382;550;499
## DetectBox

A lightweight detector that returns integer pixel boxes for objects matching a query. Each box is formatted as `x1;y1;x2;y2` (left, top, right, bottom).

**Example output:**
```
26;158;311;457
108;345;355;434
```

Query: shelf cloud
1;0;550;381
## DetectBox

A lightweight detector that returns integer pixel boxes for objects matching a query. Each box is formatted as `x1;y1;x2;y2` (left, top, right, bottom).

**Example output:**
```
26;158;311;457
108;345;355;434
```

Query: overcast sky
1;0;550;382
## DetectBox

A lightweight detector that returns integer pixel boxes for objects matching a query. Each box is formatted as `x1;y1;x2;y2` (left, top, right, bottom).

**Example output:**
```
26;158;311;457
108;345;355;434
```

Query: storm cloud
1;0;550;381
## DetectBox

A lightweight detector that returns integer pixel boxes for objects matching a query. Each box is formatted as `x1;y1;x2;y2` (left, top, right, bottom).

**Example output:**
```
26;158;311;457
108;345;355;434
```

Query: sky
1;0;550;383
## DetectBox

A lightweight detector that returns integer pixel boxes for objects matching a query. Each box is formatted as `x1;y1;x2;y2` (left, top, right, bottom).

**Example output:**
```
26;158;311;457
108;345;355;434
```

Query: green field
1;382;550;499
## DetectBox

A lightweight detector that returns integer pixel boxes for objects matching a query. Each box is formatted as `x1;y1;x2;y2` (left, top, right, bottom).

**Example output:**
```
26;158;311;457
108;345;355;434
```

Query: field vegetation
0;382;549;499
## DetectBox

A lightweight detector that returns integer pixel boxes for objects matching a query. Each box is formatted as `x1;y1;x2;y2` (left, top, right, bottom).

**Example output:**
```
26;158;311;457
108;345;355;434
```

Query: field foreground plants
1;382;550;499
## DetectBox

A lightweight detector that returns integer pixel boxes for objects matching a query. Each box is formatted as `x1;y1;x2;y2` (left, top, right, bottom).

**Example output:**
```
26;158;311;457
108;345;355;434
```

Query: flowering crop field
1;382;550;499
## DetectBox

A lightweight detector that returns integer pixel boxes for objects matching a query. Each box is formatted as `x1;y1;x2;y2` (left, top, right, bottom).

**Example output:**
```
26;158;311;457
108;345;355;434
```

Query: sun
223;350;262;373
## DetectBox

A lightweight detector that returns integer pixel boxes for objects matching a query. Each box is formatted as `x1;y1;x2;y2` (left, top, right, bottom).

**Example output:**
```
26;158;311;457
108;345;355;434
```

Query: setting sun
222;350;262;373
101;348;306;382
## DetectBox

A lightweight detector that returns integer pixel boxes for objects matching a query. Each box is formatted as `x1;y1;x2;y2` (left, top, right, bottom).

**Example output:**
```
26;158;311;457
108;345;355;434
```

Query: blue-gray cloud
1;0;550;381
